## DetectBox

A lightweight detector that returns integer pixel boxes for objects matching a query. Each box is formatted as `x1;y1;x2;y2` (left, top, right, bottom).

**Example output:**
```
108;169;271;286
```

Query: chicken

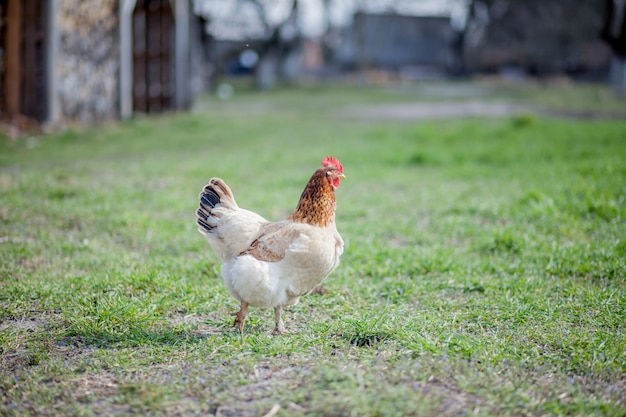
196;156;345;334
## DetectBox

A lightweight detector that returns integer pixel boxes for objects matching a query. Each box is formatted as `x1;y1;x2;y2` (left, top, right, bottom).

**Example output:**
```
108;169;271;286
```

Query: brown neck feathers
288;168;336;227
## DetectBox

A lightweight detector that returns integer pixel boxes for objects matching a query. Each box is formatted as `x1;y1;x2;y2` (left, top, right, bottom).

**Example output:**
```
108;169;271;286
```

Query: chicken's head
322;156;345;189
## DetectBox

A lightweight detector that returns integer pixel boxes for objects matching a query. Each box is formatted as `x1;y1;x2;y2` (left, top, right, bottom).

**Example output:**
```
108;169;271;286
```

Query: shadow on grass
60;321;230;349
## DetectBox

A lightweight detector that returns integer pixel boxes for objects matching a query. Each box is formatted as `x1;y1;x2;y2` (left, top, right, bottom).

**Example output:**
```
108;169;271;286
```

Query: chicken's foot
231;301;249;332
272;306;286;335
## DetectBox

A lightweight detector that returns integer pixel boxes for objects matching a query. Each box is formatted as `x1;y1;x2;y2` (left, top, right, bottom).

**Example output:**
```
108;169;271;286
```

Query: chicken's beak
339;173;346;179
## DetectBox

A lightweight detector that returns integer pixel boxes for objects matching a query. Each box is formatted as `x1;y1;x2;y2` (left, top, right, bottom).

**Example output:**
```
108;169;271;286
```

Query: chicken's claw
272;306;286;335
271;325;286;336
230;301;249;332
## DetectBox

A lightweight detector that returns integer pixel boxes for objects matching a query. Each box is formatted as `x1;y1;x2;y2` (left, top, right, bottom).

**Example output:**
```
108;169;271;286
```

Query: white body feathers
220;222;343;308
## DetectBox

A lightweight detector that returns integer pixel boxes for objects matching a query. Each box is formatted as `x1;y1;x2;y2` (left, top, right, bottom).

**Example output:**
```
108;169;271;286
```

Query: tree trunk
252;0;300;89
611;56;626;95
601;0;626;95
256;52;278;89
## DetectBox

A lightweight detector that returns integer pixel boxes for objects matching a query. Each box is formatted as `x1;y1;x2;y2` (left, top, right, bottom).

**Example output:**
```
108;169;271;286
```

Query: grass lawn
1;81;625;416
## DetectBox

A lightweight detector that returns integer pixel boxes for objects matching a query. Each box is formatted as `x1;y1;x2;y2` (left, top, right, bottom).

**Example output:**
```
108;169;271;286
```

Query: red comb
322;156;343;173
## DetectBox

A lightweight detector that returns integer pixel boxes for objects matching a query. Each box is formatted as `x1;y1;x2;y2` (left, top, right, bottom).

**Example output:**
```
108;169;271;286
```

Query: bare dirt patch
214;365;300;417
0;316;49;332
71;371;119;399
209;362;484;417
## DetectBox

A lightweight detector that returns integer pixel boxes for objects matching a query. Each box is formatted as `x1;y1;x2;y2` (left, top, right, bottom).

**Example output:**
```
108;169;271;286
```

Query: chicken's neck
288;170;336;227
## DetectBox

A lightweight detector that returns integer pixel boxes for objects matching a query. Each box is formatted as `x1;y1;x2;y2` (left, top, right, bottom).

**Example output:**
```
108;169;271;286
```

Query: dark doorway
132;0;174;113
0;0;48;122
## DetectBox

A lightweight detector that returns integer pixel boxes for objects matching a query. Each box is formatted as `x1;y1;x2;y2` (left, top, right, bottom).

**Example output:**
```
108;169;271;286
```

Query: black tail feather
197;178;237;235
197;192;219;233
197;216;212;233
200;189;221;209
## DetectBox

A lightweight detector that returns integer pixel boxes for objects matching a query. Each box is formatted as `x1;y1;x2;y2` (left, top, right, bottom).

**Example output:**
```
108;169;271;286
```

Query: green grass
1;82;625;416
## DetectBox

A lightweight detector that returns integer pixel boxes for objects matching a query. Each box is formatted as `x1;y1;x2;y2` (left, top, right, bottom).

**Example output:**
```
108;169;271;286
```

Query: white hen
196;157;345;334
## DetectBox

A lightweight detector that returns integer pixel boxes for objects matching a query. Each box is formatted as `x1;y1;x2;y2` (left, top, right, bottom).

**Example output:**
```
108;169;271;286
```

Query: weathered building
463;1;610;76
1;0;204;126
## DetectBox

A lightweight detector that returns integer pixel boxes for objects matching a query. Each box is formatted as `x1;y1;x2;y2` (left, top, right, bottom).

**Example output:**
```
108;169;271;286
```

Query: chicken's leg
272;306;286;335
231;301;249;332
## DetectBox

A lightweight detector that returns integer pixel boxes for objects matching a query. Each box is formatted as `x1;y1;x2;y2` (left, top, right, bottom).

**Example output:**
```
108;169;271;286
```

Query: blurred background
0;0;624;129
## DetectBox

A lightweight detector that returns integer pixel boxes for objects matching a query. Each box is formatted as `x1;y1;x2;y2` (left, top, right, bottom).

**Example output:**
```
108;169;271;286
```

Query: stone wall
57;0;119;123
